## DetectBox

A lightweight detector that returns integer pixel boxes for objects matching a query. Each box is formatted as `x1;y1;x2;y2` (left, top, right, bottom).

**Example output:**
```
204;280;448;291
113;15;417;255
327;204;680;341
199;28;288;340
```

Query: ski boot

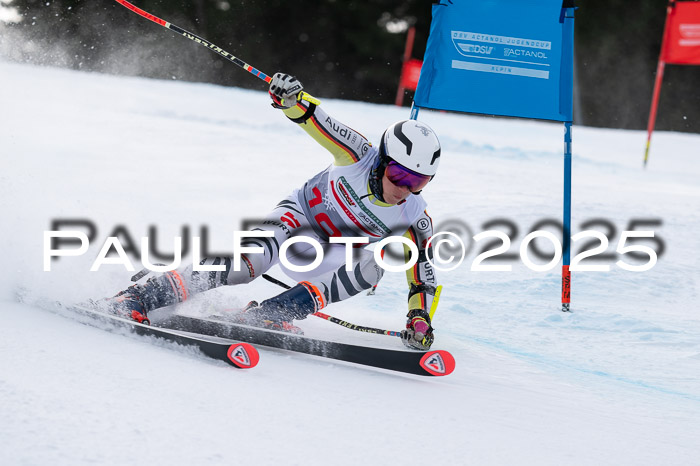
230;301;305;334
225;281;326;335
97;271;189;325
98;285;151;325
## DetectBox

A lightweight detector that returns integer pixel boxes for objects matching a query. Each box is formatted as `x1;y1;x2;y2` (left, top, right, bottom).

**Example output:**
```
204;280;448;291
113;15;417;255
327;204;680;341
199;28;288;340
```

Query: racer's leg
100;194;315;319
248;246;384;323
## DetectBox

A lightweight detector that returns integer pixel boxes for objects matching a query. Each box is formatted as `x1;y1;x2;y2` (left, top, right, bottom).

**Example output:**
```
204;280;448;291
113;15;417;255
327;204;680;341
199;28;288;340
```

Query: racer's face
381;174;412;204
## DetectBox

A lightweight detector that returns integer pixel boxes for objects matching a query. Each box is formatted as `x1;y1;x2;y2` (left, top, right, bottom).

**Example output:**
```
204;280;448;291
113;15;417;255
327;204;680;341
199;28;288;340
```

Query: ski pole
319;284;442;337
262;274;293;290
312;312;403;338
262;275;443;336
113;0;272;83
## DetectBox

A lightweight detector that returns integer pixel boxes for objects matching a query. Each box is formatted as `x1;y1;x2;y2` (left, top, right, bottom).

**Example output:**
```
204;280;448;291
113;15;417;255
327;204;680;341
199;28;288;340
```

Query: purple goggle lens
385;161;431;192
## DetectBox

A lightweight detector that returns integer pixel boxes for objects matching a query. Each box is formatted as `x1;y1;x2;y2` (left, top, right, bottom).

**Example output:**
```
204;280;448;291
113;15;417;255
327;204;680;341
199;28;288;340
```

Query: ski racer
103;73;441;351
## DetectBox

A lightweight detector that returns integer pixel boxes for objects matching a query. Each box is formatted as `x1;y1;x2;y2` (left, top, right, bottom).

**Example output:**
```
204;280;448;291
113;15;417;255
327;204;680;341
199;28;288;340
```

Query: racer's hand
269;72;303;109
401;309;434;351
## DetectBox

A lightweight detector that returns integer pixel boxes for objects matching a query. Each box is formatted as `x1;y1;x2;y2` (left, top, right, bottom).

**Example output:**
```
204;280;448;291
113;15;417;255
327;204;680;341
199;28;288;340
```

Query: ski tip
226;342;259;369
419;350;455;376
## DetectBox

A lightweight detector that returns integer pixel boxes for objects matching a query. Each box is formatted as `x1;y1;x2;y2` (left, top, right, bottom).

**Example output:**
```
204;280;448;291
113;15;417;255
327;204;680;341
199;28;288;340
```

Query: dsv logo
461;44;494;55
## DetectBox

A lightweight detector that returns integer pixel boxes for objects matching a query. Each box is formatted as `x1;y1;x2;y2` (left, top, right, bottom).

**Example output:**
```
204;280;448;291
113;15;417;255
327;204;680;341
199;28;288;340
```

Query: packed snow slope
1;62;699;465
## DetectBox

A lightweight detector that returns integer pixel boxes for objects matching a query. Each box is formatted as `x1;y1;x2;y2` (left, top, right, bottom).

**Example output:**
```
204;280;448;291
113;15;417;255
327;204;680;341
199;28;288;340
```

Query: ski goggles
385;161;432;193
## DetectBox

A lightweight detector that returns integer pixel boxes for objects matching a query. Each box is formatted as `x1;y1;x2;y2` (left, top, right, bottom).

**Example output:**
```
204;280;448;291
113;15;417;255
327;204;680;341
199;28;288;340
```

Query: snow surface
1;61;699;465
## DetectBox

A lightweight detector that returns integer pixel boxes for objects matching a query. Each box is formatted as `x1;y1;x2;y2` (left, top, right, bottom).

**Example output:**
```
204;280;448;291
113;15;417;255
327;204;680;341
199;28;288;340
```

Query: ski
57;303;259;369
158;314;456;377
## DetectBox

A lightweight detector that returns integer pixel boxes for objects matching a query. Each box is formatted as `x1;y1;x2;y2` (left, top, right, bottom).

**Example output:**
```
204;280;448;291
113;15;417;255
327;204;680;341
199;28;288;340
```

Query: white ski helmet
379;120;441;176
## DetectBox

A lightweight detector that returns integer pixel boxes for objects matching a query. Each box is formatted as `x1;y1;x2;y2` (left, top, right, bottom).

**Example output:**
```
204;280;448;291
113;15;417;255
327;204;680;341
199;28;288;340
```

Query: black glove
269;72;303;109
401;309;434;351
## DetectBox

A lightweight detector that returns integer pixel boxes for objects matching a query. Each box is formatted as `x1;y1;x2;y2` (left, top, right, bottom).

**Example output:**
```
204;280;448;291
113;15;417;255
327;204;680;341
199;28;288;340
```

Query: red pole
644;0;675;167
395;26;417;107
644;60;666;166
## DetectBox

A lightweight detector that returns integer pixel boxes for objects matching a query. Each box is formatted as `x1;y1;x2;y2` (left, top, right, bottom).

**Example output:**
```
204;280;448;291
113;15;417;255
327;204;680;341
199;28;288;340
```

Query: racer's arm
403;212;438;313
269;73;371;166
401;211;438;350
